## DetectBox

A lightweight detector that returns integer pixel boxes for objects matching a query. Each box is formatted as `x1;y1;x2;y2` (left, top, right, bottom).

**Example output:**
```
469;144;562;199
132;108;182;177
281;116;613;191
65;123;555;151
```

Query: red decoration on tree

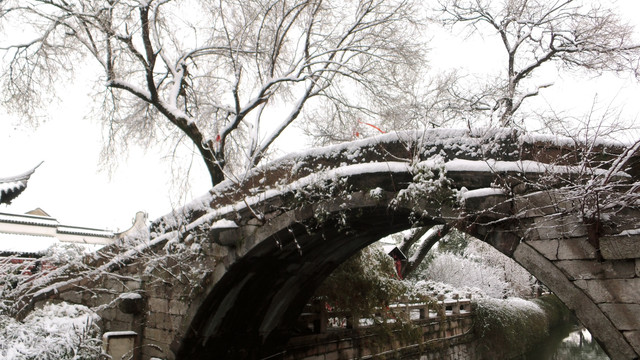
358;119;385;134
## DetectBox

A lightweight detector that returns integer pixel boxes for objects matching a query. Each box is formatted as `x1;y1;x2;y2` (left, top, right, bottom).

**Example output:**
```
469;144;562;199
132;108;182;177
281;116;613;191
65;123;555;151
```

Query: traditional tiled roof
0;162;42;205
0;211;59;227
0;210;115;257
57;225;115;238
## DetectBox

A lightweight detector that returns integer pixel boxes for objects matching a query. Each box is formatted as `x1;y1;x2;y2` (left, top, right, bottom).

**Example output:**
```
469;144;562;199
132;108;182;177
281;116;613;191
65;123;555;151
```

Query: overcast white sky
1;1;640;231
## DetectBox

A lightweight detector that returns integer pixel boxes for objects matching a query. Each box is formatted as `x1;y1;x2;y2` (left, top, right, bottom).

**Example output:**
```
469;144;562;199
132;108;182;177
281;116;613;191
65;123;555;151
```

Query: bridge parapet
298;294;473;334
149;128;638;236
285;296;475;360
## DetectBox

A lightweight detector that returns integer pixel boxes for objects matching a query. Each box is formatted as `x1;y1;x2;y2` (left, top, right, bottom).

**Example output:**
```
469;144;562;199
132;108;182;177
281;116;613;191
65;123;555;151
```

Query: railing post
452;293;460;315
347;314;359;329
437;294;445;317
420;303;428;320
315;303;328;333
403;299;410;322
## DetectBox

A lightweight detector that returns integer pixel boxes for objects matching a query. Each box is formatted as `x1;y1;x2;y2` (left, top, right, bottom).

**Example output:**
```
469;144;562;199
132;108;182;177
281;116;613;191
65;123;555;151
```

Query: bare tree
437;0;640;127
301;65;464;145
0;0;425;186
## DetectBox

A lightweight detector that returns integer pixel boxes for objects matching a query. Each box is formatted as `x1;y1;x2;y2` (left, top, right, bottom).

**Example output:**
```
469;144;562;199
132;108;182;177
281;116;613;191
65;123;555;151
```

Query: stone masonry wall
279;315;475;360
467;191;640;359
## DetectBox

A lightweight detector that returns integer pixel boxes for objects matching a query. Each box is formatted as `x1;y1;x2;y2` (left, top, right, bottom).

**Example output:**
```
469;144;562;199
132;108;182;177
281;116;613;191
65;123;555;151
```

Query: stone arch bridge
16;129;640;359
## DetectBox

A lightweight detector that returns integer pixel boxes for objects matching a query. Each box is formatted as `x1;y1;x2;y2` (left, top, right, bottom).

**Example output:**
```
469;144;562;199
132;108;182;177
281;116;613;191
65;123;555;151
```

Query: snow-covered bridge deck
13;129;640;360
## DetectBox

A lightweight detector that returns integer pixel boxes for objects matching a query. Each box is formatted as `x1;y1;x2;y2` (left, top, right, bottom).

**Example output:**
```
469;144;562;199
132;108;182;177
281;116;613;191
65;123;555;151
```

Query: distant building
0;163;147;258
0;208;114;257
0;209;148;258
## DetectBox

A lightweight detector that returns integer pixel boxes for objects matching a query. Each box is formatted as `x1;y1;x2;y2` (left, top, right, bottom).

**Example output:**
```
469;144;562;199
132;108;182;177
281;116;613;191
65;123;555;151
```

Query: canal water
516;322;609;360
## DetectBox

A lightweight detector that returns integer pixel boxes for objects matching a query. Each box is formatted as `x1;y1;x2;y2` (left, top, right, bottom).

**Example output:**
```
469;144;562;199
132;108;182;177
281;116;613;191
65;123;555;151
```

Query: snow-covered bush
0;302;102;360
43;243;93;263
421;251;511;298
473;296;570;359
405;279;484;301
414;234;536;299
0;243;90;315
462;239;537;297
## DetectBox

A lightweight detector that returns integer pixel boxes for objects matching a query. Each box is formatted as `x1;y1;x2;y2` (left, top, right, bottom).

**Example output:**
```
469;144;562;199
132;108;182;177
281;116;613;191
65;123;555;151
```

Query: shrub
0;302;102;360
473;295;570;359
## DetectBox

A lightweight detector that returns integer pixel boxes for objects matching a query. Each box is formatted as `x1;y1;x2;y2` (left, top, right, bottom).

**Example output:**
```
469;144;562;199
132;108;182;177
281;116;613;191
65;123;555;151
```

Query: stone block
124;280;142;291
148;297;170;313
637;259;640;277
338;348;354;358
624;331;640;355
514;192;562;218
108;320;133;332
532;214;586;240
60;290;83;304
104;278;125;293
325;342;338;352
325;351;340;360
557;238;597;260
95;293;118;308
114;310;134;323
170;314;184;330
99;307;117;322
168;300;189;315
144;327;174;343
599;304;640;330
527;240;558;260
203;243;229;258
211;227;242;246
574;278;640;303
148;312;173;330
555;260;636;280
148;283;175;299
601;235;640;260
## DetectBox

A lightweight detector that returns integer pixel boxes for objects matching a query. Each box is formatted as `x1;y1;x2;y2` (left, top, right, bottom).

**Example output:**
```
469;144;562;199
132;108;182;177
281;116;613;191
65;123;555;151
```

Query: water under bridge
12;128;640;359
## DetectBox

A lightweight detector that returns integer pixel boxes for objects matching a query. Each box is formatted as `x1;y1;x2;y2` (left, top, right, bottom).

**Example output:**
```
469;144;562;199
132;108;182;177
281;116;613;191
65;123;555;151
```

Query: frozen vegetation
0;303;101;360
418;237;537;299
0;245;103;360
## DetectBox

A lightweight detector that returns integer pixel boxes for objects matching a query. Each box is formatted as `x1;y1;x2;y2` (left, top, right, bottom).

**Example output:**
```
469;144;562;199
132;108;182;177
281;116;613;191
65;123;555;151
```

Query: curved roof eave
0;162;43;205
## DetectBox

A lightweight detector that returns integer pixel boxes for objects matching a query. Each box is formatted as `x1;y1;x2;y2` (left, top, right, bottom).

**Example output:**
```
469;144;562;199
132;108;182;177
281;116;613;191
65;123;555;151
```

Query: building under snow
0;208;115;257
0;163;148;258
0;209;150;258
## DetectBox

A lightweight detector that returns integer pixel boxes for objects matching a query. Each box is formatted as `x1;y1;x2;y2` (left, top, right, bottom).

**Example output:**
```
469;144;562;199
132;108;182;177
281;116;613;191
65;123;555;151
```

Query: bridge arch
156;130;640;359
177;193;437;358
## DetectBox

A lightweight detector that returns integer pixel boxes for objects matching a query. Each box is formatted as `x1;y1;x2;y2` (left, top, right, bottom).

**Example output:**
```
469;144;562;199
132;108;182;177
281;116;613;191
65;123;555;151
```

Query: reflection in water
516;323;609;360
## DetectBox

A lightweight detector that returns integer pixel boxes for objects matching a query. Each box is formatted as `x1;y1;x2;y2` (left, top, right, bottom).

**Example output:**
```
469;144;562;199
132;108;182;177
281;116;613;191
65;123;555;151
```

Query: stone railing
283;294;476;360
298;293;473;334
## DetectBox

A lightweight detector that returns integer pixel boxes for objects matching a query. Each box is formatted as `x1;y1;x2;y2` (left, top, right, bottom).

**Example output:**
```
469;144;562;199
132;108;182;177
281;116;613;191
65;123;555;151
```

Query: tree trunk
401;224;451;279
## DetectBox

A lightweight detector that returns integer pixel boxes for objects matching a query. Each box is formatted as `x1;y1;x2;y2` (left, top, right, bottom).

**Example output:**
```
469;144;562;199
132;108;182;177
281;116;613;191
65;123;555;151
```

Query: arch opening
176;205;436;359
